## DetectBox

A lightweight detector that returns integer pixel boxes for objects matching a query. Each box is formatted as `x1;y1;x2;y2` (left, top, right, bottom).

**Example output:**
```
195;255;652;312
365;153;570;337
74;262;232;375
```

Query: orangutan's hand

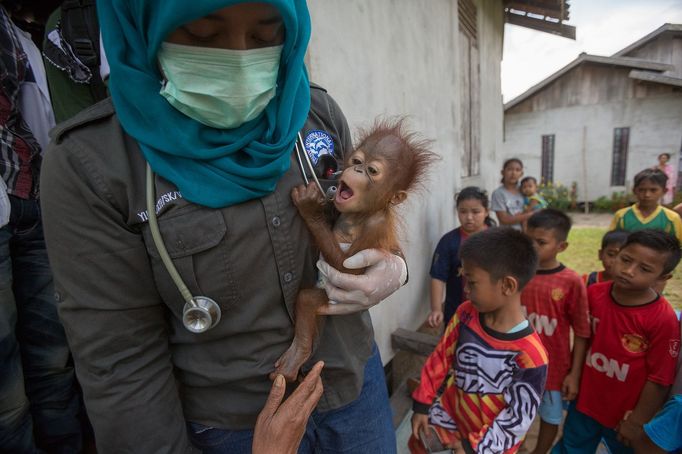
291;183;326;225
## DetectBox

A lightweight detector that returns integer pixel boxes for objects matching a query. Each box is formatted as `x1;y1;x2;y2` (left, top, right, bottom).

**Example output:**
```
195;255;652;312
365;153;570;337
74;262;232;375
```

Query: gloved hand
316;249;407;315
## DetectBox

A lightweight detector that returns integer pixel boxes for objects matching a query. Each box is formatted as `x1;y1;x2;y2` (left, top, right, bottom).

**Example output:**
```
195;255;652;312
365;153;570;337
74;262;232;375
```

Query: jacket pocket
141;206;232;317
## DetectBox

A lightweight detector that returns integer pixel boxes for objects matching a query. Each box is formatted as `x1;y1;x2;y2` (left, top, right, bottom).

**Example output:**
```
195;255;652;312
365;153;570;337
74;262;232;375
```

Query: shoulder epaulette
310;82;328;93
52;98;115;144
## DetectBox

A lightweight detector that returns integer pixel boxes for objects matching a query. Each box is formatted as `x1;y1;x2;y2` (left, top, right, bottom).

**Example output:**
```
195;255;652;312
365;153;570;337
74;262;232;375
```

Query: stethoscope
294;132;340;201
145;133;339;333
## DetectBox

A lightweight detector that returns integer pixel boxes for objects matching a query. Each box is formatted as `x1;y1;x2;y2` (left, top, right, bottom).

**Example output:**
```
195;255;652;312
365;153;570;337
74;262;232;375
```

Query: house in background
502;24;682;203
306;0;574;364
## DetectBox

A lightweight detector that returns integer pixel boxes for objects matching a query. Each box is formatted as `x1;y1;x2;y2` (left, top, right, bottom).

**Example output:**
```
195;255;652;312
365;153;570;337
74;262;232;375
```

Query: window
459;0;480;177
541;134;555;184
611;127;630;186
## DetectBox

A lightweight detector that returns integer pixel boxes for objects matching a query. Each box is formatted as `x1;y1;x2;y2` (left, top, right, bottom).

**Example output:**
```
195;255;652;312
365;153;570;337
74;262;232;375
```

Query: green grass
559;227;682;310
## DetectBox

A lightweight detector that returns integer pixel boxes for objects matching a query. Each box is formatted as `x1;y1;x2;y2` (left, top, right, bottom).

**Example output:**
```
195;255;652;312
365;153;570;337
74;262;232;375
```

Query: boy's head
520;176;538;197
459;227;538;312
633;168;668;210
613;229;681;291
526;209;572;266
599;230;629;275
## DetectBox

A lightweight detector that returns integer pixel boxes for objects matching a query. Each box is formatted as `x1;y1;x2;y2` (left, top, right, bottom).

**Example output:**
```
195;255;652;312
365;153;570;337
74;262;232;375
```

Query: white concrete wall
307;0;504;363
502;93;682;202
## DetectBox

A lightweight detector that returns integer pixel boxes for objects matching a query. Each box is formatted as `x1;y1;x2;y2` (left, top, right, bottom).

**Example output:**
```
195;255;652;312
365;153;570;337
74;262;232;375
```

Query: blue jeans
188;345;396;453
0;196;81;453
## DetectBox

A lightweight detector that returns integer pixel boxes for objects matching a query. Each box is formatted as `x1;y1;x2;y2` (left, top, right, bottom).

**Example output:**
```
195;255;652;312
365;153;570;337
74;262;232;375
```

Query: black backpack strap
61;0;107;101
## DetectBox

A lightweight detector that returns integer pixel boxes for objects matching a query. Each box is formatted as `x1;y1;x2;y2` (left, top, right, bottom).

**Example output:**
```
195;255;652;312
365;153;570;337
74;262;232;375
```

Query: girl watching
491;158;533;230
428;187;493;328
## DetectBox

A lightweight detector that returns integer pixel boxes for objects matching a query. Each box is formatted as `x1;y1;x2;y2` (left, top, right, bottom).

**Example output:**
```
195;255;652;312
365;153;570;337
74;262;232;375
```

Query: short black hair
621;229;681;275
633;168;668;189
460;227;538;290
455;186;497;227
659;153;671;160
500;158;524;183
527;208;572;241
456;186;489;209
502;158;523;170
520;176;537;186
601;230;629;249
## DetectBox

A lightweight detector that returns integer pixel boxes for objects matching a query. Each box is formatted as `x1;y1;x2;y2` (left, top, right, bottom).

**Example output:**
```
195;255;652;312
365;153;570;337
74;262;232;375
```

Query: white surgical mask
158;42;283;129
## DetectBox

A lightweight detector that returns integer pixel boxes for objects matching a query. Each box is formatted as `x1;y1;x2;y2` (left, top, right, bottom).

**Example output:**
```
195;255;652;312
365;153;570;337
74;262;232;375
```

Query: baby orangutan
271;119;435;382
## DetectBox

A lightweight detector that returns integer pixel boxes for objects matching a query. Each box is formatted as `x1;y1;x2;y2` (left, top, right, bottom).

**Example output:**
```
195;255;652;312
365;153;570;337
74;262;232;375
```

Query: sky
501;0;682;102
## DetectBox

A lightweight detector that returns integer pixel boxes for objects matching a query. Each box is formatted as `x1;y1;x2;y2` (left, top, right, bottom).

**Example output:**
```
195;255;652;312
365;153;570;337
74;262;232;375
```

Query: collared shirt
610;203;682;243
521;264;591;391
577;282;680;428
0;6;43;199
41;88;373;453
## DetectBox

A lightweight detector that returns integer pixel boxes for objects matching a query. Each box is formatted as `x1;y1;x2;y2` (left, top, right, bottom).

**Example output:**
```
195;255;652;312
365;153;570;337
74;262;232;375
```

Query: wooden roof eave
505;11;576;39
504;54;674;111
629;70;682;88
505;1;570;21
613;23;682;57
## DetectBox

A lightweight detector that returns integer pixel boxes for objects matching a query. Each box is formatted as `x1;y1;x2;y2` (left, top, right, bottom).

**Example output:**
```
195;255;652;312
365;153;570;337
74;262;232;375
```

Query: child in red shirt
582;230;629;287
411;228;549;454
522;209;591;454
553;229;681;454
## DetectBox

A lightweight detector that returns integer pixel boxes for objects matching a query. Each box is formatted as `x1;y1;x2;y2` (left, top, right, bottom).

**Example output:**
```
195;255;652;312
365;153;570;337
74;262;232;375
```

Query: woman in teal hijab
99;0;311;207
42;1;402;452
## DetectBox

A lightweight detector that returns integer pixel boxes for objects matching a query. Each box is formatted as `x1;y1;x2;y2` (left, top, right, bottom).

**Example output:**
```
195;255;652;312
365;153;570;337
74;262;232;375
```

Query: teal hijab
97;0;311;208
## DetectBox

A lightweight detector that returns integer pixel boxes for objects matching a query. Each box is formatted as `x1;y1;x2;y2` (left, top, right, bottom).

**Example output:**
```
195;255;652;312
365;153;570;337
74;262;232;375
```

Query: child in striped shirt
410;228;548;454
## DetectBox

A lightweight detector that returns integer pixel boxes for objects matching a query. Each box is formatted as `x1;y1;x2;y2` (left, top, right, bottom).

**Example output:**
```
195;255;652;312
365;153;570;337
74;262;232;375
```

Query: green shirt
610;204;682;242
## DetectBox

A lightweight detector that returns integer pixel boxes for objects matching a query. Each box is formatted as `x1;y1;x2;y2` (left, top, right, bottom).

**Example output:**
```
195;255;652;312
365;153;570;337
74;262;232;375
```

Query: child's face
521;180;537;197
526;227;567;267
659;154;669;165
461;262;509;313
501;162;523;186
634;180;665;209
457;199;488;234
598;243;622;275
612;243;669;291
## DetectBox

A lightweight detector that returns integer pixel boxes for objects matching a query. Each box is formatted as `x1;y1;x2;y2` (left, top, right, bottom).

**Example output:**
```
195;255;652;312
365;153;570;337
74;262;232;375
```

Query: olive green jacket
41;87;374;453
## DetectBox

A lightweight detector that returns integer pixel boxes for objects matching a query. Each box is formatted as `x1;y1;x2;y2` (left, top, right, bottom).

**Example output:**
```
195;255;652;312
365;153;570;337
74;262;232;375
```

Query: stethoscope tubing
145;163;194;304
295;132;328;198
145;133;333;332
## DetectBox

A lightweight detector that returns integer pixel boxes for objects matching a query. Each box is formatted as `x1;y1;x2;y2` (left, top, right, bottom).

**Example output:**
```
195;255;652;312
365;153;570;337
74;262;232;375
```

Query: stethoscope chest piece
183;296;221;333
146;163;223;334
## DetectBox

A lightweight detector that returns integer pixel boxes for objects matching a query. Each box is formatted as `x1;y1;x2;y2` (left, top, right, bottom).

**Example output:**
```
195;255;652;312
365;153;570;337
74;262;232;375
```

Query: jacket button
283;272;293;283
54;291;62;302
272;216;281;227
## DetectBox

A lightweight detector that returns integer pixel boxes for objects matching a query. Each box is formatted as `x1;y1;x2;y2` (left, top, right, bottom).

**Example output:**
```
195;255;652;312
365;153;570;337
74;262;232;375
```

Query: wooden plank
390;379;413;429
470;45;481;177
391;328;439;357
505;0;569;21
505;12;576;39
460;32;472;176
458;0;477;42
629;69;682;87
